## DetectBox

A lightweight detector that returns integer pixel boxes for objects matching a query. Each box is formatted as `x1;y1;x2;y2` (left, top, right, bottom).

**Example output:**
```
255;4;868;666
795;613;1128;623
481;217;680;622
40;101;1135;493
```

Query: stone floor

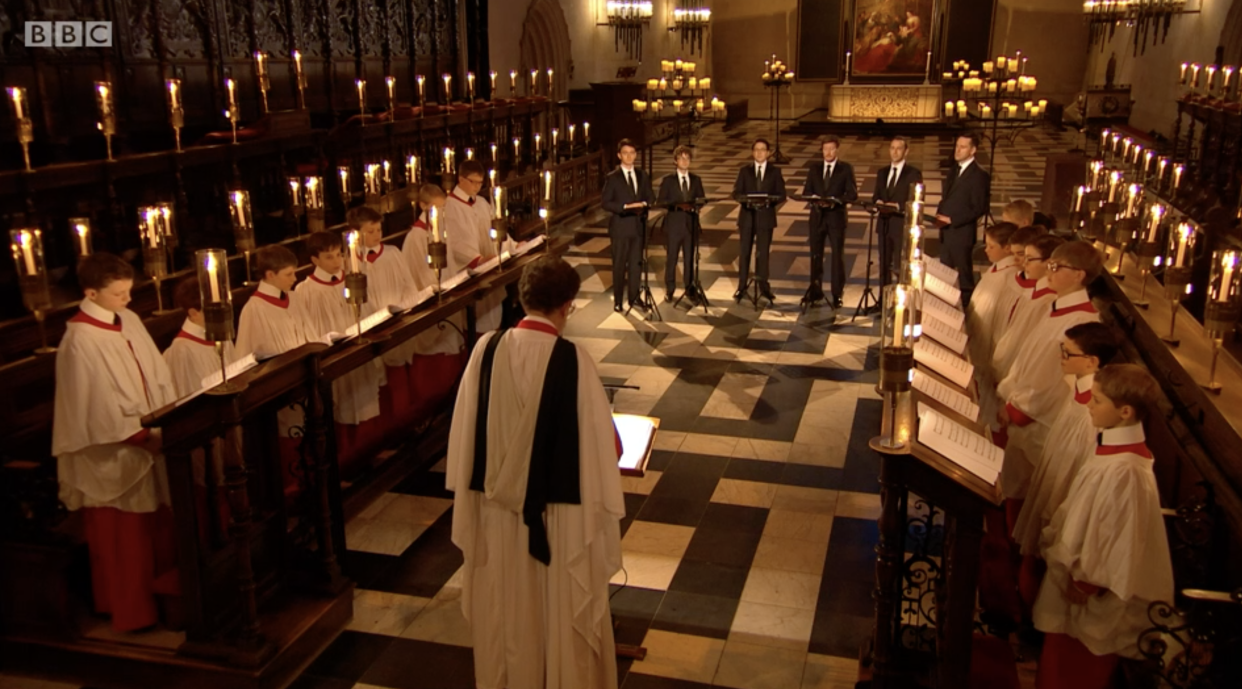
0;119;1071;689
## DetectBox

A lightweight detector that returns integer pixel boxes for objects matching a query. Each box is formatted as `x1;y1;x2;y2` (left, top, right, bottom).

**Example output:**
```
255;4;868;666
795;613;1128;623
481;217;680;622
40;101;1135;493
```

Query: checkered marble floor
0;123;1069;689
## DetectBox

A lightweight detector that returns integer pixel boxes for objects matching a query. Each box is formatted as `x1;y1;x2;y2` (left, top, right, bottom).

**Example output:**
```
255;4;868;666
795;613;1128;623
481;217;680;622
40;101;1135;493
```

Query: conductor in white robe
446;255;625;689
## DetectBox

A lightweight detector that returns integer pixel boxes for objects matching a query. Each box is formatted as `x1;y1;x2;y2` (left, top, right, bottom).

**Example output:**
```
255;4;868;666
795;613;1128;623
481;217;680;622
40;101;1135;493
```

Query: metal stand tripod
672;206;711;314
627;210;662;321
852;205;884;321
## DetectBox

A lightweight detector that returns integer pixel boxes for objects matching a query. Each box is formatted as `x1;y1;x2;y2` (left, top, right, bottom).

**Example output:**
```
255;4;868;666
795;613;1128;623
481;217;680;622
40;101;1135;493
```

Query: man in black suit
872;136;924;290
935;133;991;305
601;138;654;312
732;138;786;301
800;135;858;308
656;145;707;302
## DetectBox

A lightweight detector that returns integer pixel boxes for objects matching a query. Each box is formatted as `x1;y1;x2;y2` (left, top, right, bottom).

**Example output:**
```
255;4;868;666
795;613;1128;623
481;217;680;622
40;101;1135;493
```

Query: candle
1108;171;1121;202
1158;157;1168;182
892;285;907;348
72;219;91;256
510;70;517;93
1175;223;1190;266
983;61;994;74
1174;164;1184;190
289;177;302;206
1180;62;1189;84
845;51;851;77
346;230;362;274
408;155;419;184
569;123;576;143
467;72;475;99
493;186;503;220
7;86;26;120
306;177;323;208
226;78;236;109
442;73;452;102
924;50;932;79
1224;67;1235;93
386;76;396;109
1218;252;1237;303
546;68;553;95
513;137;520;158
944;101;953;117
996;56;1007;69
489;70;497;93
166;79;182;111
489;168;496;187
544;170;553;201
16;229;36;275
1127;184;1141;217
535;132;541;151
491;142;498;161
205;252;221;302
1147;204;1163;242
530;69;539;95
1206;66;1217;93
1074;185;1084;212
584;121;590;143
417;74;425;103
430;206;440;243
1191;63;1201;88
339;166;350;196
443;147;454;173
356;79;366;113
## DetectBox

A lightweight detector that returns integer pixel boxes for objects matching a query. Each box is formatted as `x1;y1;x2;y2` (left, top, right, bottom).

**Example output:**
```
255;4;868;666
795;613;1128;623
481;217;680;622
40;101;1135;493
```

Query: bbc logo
25;21;113;48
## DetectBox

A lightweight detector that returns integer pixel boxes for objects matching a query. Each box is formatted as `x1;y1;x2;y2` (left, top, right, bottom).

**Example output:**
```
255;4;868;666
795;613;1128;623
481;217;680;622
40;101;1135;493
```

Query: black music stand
792;193;848;312
664;197;717;315
854;201;901;320
734;192;784;310
626;207;662;321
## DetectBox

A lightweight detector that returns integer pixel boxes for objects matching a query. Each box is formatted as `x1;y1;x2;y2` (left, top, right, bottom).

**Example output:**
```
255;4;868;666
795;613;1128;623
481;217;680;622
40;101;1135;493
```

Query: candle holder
343;230;370;344
356;79;367;123
139;207;174;315
9;228;56;354
293;50;307;109
1134;203;1167;309
7;86;34;170
491;185;508;269
229;190;257;285
1108;216;1137;280
873;284;914;451
225;78;240;144
288;176;305;232
305;176;326;233
1203;249;1242;393
95;81;116;161
70;217;93;259
197;248;245;395
1161;222;1196;347
166;79;184;152
255;52;270;114
339;165;352;207
364;162;385;212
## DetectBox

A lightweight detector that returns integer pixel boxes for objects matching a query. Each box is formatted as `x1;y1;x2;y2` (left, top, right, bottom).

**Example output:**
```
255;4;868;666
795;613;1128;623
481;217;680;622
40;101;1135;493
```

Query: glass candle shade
229;190;256;254
70;217;93;258
196;248;234;342
9;228;51;312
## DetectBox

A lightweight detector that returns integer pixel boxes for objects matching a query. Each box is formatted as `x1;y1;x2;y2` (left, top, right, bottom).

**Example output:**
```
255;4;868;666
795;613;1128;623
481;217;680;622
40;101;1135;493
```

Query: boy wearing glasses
445;160;507;332
1012;322;1118;611
992;234;1063;386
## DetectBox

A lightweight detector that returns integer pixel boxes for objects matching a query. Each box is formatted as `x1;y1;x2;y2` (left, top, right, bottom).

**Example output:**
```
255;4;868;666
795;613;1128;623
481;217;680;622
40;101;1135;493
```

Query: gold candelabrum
96;81;116;160
1203;249;1242;393
9;228;56;354
139;204;176;314
1161;221;1196;347
229;189;257;285
343;230;371;344
197;248;244;394
7;87;34;170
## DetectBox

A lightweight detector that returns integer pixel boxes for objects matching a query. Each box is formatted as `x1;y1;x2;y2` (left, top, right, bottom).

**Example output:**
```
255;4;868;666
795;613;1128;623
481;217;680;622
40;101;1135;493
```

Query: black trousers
878;218;905;289
810;214;848;297
739;224;772;286
939;224;978;303
665;222;694;292
610;226;643;306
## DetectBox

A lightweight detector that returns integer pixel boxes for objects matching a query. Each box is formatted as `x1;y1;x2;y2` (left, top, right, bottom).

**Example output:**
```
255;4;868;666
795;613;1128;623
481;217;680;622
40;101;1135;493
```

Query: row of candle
660;59;699;74
632;97;726;114
961;75;1038;93
645;76;712;93
1096;129;1184;191
981;51;1028;76
1177;61;1240;100
943;99;1047;119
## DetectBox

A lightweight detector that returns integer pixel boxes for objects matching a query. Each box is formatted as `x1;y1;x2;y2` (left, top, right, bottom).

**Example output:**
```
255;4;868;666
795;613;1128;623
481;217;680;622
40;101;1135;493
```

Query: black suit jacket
801;159;858;227
871;163;923;208
602;167;654;234
733;163;786;232
656;172;707;236
937;161;990;230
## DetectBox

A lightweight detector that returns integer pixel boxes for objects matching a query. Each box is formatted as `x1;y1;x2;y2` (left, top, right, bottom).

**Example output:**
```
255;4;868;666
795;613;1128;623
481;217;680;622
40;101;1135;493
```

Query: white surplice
967;256;1017;429
53;299;178;513
1033;423;1174;658
1012;374;1095;555
996;289;1099;499
992;276;1055;382
235;280;309;360
163;319;236;398
401;219;467;356
359;242;424;366
443;188;506;332
445;317;625;689
294;267;383;424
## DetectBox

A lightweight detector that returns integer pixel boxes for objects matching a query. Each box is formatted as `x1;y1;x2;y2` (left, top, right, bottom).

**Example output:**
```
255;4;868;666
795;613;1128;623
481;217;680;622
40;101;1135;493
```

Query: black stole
470;330;582;565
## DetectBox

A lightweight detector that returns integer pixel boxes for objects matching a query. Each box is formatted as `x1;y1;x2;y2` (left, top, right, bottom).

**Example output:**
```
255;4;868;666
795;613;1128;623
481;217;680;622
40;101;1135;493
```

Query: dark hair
1051;240;1104;282
174;275;203;312
821;135;841;147
346;205;383;229
518;255;581;313
1033;211;1057;230
752;138;771;151
956;132;980;149
984;222;1018;246
1028;234;1065;261
617;138;637;154
306;231;343;258
1096;363;1158;423
458;159;486;180
256;244;298;276
1009;225;1047;247
673;145;693;160
1065;322;1118;365
78;252;134;291
890;135;909;149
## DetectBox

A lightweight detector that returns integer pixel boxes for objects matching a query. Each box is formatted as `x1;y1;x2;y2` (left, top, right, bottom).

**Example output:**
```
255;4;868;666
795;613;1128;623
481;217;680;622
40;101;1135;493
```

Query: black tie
888;167;897;190
627;170;635;195
756;165;763;184
681;175;689;196
825;163;832;182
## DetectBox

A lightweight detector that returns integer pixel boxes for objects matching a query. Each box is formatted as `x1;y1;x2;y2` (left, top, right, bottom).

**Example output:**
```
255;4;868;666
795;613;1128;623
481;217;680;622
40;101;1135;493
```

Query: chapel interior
1;1;1242;688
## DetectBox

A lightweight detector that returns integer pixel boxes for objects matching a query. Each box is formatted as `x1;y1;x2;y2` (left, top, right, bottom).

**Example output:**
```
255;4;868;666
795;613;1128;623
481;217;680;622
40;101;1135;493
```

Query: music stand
626;207;662;321
791;193;848;312
735;192;784;310
665;197;718;314
853;200;901;320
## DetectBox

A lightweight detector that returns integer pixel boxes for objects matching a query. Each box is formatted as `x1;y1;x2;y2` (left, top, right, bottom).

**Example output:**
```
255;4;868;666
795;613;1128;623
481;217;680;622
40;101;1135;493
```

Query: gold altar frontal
828;84;942;121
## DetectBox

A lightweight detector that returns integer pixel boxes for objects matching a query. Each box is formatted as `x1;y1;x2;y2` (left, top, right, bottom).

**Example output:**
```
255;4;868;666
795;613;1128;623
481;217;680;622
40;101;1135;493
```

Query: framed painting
850;0;938;80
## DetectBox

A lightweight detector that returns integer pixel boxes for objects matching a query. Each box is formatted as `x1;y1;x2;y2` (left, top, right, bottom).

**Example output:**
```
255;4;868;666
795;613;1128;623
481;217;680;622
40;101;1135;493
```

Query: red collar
176;329;213;346
1075;388;1093;405
69;310;121;332
252;290;290;308
1052;301;1097;318
515;318;559;336
450;192;475;206
1031;286;1056;300
1095;442;1153;459
309;272;343;286
413;220;430;232
363;244;384;263
1016;273;1037;289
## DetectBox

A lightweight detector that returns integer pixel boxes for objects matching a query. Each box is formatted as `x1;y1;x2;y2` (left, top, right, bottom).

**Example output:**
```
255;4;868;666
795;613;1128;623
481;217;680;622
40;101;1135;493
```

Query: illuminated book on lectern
924;256;960;287
924;272;962;307
922;292;965;328
913;337;974;390
917;404;1002;485
921;310;968;356
912;369;979;423
176;353;260;405
613;413;658;476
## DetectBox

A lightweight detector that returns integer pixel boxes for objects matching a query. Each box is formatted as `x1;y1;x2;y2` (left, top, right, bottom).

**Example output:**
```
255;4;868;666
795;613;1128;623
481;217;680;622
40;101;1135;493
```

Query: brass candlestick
428;241;448;301
225;78;240;143
344;230;371;344
198;248;245;394
1109;217;1137;280
1203;250;1242;393
1134;241;1161;308
229;190;257;285
254;52;270;114
7;87;33;170
166;79;184;151
139;206;175;315
95;81;116;161
9;228;55;354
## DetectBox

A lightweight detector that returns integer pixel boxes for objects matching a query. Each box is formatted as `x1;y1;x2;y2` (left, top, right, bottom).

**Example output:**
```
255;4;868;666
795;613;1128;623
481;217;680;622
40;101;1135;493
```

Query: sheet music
513;234;547;256
922;292;965;329
924;272;962;307
390;285;437;314
177;353;260;404
917;404;1001;485
438;269;470;293
329;310;393;342
467;251;514;276
925;257;960;287
913;337;974;390
613;413;657;473
913;369;979;423
920;309;968;355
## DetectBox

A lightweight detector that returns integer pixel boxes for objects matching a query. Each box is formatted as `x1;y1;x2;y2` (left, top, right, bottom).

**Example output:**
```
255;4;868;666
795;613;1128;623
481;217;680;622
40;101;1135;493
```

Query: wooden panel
796;0;845;82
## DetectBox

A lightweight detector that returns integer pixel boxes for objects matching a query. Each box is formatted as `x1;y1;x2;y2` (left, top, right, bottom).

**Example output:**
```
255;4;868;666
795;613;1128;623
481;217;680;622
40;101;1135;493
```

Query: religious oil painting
851;0;936;79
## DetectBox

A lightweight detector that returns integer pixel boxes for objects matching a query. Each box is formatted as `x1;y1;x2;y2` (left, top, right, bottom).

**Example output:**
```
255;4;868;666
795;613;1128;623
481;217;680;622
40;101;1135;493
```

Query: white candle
924;51;932;79
75;221;90;256
569;123;576;142
1147;205;1163;242
17;230;36;275
1174;165;1184;190
493;186;503;219
892;285;906;347
386;76;395;107
430;206;440;243
205;252;221;302
417;75;425;102
535;132;542;151
1219;253;1236;302
584;122;590;143
544;170;553;200
1176;224;1189;266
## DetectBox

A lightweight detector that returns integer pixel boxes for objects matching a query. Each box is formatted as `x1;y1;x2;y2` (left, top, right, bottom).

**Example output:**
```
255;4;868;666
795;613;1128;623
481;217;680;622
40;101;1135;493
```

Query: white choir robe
402;219;466;356
446;317;625;689
1011;374;1095;556
444;188;507;332
1033;424;1174;658
235;280;309;360
54;299;179;513
967;255;1017;430
991;276;1055;383
359;241;421;367
992;270;1037;348
996;289;1099;499
294;267;383;424
163;319;237;488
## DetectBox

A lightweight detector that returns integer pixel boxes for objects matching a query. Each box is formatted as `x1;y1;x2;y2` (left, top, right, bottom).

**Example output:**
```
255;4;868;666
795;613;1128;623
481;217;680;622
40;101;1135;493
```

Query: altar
828;83;943;122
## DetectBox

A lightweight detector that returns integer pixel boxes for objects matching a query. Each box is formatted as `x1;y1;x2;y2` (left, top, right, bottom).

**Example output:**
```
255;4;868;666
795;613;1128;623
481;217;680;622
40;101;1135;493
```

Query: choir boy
1002;199;1035;228
992;234;1062;386
235;244;307;360
1032;363;1173;689
53;252;179;632
164;276;237;398
988;225;1047;362
1013;322;1118;608
967;222;1017;430
444;159;506;332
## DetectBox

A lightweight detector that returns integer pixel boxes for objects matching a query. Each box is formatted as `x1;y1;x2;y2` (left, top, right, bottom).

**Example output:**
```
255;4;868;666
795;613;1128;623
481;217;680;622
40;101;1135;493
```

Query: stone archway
519;0;572;101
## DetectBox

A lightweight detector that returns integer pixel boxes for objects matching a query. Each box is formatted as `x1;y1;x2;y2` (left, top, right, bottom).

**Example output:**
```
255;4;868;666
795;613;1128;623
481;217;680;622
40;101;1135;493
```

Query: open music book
468;251;511;276
914;337;974;390
514;234;548;256
329;309;394;342
912;369;980;423
920;309;968;355
614;413;658;476
389;285;438;314
924;257;960;287
438;269;471;294
176;353;260;405
917;404;1002;485
922;292;965;329
924;272;962;307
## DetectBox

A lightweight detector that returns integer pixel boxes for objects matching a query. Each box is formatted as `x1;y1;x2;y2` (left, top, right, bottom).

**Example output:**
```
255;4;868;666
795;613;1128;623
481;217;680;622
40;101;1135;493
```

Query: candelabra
70;217;93;259
96;81;116;160
1161;221;1196;346
670;3;711;56
1202;248;1242;393
229;190;257;285
9;228;56;354
605;1;653;60
761;55;795;164
198;248;244;394
944;54;1042;177
1084;1;1188;54
343;230;371;344
7;87;33;170
1177;60;1242;105
139;205;175;314
632;59;723;154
